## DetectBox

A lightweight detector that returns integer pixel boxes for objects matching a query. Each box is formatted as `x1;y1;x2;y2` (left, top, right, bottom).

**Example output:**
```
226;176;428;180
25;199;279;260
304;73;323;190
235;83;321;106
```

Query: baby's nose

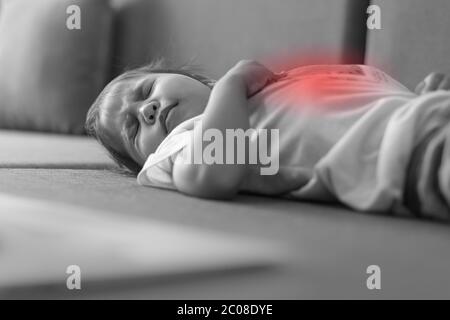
139;101;159;125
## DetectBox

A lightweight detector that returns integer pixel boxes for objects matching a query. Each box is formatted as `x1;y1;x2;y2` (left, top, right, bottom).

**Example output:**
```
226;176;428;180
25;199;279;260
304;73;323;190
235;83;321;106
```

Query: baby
86;59;450;220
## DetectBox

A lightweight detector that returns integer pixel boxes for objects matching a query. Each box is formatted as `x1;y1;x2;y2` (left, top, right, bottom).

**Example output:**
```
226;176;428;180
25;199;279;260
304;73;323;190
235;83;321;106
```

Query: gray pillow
0;0;113;134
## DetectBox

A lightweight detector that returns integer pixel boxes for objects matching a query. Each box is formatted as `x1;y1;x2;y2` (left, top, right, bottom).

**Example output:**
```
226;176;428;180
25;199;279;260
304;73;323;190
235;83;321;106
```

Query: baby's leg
404;118;450;220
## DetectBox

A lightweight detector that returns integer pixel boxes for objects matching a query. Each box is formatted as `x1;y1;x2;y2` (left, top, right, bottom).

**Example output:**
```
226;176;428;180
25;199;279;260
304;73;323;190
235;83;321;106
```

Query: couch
1;0;450;299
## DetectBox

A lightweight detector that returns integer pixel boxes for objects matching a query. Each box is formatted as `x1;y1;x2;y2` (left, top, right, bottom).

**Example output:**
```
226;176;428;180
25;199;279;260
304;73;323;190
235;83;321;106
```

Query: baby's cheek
139;128;166;160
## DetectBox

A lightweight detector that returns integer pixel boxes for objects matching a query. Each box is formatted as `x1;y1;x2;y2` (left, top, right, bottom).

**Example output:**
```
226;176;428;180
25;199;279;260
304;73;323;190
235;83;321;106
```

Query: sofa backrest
110;0;369;79
7;1;448;134
0;0;113;134
366;0;450;90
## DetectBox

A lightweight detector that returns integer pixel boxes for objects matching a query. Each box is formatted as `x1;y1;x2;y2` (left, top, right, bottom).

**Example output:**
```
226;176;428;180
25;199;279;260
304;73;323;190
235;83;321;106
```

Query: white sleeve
136;130;193;190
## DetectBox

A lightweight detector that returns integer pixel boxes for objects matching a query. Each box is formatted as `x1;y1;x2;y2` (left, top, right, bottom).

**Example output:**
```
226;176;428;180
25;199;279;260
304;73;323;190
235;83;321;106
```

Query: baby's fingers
265;71;288;87
274;70;288;80
422;72;445;93
414;81;425;94
438;76;450;90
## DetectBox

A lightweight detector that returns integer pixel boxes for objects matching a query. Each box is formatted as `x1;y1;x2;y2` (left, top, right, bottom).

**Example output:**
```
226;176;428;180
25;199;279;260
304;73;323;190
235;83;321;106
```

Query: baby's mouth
158;102;179;134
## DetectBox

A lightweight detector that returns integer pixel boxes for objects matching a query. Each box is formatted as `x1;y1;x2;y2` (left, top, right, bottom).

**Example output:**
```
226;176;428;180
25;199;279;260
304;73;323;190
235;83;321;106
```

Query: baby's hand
241;166;309;196
415;72;450;95
226;60;286;97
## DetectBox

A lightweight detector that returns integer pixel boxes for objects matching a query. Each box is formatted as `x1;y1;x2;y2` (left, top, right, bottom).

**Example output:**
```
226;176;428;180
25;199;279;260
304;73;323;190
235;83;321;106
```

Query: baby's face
98;73;211;166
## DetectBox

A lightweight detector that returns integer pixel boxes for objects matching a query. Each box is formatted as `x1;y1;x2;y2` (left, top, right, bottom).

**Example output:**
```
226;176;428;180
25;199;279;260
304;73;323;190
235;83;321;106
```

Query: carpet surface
0;130;115;169
1;168;449;298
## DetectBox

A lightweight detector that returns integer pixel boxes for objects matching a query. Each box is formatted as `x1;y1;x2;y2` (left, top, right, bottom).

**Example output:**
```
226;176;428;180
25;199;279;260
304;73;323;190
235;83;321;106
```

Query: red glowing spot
251;50;395;113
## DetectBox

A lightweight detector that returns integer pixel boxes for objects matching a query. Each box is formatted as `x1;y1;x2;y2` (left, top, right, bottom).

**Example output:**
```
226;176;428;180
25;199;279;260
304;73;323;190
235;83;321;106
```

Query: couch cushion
0;130;115;169
0;168;449;298
0;0;113;134
110;0;369;78
365;0;450;90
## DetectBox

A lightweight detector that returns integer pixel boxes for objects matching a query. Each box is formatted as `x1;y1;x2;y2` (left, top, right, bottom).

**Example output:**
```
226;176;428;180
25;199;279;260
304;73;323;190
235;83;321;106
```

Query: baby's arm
173;60;279;199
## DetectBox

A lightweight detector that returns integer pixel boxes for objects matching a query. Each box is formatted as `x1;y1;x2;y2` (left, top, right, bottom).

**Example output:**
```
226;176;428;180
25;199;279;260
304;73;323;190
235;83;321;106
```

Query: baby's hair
85;58;215;175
